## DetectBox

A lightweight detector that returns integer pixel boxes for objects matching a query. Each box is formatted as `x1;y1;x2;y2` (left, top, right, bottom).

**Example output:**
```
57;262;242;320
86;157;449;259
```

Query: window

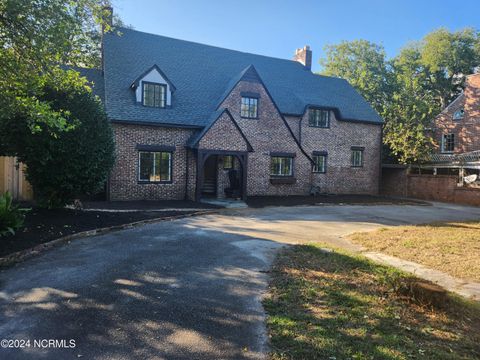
241;97;258;118
442;134;455;153
309;109;330;128
351;148;364;167
271;156;293;176
139;151;172;182
453;109;464;120
313;154;327;173
223;155;233;169
142;82;166;108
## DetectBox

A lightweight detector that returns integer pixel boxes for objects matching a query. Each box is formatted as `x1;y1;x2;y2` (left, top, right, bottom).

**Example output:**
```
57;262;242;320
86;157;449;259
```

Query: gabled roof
69;67;105;101
102;27;383;127
216;65;261;107
187;108;253;151
130;64;176;91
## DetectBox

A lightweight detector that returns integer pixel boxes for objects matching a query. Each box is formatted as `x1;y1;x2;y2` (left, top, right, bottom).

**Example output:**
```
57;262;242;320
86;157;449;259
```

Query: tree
1;84;115;208
319;28;480;164
320;40;391;115
0;0;116;140
420;28;480;108
382;45;439;163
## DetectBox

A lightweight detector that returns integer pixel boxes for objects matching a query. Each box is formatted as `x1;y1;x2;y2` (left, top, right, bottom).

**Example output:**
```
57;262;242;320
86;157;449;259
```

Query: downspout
378;125;383;195
184;148;189;200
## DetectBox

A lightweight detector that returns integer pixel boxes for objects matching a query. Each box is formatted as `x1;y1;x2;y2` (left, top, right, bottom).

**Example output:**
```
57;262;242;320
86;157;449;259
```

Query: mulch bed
246;194;428;208
0;207;201;258
82;200;221;210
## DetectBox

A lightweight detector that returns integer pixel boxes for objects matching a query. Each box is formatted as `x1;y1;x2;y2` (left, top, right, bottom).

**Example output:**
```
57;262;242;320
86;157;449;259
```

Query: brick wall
381;169;480;206
110;123;196;200
380;167;408;197
285;112;382;194
219;79;312;196
198;111;250;152
110;80;382;200
434;73;480;154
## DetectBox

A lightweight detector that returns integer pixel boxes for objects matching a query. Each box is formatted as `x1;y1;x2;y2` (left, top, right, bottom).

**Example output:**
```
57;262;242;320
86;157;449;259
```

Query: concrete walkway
1;201;479;359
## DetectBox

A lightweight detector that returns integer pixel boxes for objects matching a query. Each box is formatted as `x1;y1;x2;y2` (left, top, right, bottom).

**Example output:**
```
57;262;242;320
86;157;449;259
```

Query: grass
348;221;480;282
264;244;480;360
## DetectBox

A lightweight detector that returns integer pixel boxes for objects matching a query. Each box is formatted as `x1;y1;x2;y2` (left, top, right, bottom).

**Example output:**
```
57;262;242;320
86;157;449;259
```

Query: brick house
433;73;480;154
80;26;383;201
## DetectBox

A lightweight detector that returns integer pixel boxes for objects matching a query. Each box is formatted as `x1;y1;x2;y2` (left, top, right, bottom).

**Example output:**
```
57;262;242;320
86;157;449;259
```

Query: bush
2;83;115;208
0;192;26;236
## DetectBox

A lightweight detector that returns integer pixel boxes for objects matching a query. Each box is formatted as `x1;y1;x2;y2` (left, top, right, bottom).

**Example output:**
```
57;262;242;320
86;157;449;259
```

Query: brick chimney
464;73;480;124
101;6;113;72
102;5;113;32
293;46;312;70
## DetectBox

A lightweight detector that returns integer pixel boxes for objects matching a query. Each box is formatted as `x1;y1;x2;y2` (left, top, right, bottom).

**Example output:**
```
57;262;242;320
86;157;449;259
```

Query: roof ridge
116;27;306;68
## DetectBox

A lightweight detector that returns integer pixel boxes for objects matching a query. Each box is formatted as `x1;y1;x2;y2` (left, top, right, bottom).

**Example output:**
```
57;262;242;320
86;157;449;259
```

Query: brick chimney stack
293;46;312;70
101;6;113;73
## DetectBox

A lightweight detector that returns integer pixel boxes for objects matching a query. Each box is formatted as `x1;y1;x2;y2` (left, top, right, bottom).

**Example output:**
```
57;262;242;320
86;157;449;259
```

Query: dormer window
143;82;166;108
453;109;464;120
309;109;330;128
132;65;175;108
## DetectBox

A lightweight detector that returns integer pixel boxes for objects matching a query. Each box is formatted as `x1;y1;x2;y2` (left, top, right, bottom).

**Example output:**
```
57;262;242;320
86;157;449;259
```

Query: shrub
2;82;115;208
0;192;26;236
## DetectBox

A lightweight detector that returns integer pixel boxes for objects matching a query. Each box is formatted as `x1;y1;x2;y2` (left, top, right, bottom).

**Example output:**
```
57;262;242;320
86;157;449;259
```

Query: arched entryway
195;150;248;202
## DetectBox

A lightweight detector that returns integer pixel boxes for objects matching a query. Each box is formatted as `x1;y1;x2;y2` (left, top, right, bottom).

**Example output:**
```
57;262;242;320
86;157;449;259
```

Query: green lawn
264;245;480;360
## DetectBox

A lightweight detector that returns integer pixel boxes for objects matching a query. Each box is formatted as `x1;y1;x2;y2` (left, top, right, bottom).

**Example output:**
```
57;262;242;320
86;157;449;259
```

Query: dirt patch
0;208;200;257
246;194;427;208
349;221;480;282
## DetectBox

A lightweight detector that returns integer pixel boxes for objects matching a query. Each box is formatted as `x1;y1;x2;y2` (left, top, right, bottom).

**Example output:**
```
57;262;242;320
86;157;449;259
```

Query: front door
202;155;217;196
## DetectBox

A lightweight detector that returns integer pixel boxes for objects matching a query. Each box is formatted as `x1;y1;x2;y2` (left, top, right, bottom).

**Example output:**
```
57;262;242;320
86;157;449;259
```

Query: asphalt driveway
1;202;480;359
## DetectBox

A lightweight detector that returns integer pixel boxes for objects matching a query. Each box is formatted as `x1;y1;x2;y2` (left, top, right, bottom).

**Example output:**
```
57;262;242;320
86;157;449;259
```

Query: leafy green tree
383;45;438;163
320;40;391;115
319;28;480;164
0;0;117;141
420;28;480;108
2;84;115;208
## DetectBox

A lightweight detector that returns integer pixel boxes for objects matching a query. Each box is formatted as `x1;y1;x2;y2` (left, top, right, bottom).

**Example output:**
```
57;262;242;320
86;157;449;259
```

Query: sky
113;0;479;72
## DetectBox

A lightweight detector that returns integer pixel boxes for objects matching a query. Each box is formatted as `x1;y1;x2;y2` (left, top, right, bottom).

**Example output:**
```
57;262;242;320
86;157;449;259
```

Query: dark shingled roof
74;67;105;101
101;27;383;127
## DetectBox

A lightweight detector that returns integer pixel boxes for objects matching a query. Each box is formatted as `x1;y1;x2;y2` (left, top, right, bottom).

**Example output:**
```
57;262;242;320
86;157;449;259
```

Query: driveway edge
0;210;217;268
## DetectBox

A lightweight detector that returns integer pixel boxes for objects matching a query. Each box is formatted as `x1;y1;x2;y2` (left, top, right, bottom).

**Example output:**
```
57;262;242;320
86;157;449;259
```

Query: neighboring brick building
433;73;480;154
79;24;383;201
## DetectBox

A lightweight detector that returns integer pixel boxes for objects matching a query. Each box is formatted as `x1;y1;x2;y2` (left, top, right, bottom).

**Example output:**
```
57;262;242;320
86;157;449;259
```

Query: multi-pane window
143;82;166;108
223;155;233;169
313;154;327;173
271;156;293;176
139;151;172;182
241;97;258;118
351;148;364;167
309;109;330;128
442;134;455;153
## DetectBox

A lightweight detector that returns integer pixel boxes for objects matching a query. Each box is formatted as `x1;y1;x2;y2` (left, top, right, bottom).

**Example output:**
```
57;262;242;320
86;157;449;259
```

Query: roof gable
187;109;253;151
130;64;176;91
102;27;383;127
